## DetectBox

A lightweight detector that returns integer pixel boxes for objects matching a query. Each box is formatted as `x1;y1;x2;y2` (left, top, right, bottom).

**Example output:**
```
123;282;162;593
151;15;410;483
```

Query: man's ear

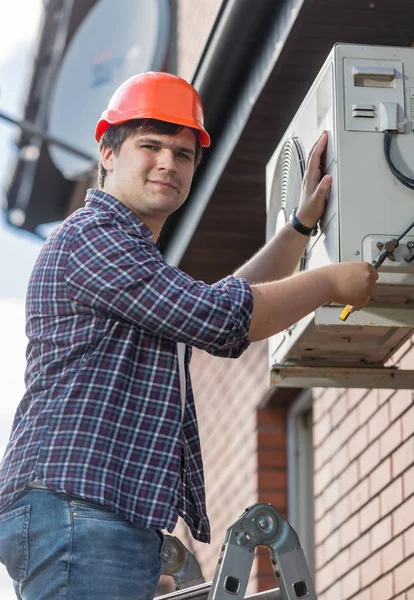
100;146;114;172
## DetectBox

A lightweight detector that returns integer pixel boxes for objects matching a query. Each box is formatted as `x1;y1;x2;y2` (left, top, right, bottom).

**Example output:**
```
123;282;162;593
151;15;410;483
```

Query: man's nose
156;149;177;172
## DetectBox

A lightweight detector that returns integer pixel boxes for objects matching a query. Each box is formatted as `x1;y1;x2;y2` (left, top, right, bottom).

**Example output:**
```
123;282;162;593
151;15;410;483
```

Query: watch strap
289;208;318;237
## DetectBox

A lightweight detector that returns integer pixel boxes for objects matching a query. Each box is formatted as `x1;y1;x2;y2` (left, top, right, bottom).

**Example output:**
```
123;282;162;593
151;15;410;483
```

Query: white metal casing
266;43;414;371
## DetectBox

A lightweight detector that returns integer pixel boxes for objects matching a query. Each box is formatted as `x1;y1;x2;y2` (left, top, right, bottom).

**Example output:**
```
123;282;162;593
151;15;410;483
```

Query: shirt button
73;513;77;518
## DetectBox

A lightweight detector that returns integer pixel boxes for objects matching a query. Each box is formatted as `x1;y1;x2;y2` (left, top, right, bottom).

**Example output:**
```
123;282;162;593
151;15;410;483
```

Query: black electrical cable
383;130;414;190
396;218;414;241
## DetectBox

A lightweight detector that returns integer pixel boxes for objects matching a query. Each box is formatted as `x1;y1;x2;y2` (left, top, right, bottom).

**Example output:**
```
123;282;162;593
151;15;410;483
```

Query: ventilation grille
266;137;306;241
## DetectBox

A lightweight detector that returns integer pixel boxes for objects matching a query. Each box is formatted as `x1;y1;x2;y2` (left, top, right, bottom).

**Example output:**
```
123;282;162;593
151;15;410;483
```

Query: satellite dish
47;0;170;180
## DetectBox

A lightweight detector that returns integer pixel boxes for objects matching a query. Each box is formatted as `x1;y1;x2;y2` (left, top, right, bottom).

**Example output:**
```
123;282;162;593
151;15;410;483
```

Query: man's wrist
289;208;318;237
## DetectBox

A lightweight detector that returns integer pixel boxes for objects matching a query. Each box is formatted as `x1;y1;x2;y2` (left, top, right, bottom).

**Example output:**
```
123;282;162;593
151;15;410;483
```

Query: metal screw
407;241;414;250
354;250;360;255
258;517;269;530
376;242;384;249
163;547;172;560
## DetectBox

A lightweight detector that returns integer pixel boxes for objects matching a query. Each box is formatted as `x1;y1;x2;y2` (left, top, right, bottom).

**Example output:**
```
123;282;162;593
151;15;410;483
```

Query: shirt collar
85;188;155;242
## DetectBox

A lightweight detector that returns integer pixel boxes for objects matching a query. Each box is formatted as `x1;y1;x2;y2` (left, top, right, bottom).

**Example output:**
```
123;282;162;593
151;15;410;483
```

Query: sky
0;1;44;596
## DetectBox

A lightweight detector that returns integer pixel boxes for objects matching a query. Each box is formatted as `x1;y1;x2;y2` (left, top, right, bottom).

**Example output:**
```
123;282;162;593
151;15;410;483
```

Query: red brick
258;491;286;512
380;419;402;459
393;496;414;536
258;469;287;490
369;458;391;496
370;516;392;552
394;555;414;594
257;429;287;448
361;550;381;586
380;477;403;517
368;402;390;443
258;448;286;469
392;437;414;478
257;409;286;427
381;535;404;573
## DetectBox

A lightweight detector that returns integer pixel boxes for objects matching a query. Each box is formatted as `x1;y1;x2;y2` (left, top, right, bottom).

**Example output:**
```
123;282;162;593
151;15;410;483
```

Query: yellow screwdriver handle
339;305;351;321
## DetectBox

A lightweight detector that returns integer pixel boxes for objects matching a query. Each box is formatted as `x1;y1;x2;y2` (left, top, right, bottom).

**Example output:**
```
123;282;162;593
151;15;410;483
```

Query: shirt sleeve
65;219;253;357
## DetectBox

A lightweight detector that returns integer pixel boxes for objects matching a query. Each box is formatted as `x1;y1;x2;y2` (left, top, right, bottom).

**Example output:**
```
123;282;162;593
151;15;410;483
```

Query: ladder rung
155;583;280;600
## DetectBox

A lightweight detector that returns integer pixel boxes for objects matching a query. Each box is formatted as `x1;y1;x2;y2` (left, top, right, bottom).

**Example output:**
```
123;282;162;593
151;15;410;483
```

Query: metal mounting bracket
160;534;205;590
270;365;414;388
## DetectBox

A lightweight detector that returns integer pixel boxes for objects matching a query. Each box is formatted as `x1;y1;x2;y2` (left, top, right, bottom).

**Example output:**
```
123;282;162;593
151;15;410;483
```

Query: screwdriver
338;218;414;322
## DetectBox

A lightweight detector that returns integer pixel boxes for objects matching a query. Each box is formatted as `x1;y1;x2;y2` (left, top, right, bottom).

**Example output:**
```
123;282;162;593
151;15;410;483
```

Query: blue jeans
0;487;164;599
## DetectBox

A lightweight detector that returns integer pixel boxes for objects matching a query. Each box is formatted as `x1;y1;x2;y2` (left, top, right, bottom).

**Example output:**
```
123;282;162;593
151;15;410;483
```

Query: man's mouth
148;180;179;192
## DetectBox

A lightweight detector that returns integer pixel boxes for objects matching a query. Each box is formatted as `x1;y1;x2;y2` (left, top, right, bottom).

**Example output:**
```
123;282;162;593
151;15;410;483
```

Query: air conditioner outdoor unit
266;43;414;388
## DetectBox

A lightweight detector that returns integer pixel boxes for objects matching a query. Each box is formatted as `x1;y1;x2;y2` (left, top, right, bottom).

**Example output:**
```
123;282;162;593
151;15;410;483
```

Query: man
0;72;377;599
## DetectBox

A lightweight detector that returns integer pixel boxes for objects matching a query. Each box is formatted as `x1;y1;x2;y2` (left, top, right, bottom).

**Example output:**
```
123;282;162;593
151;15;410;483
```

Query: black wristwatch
288;208;318;237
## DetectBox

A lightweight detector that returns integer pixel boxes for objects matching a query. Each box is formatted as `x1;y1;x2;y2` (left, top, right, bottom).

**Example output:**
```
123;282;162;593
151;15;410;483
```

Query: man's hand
248;261;379;342
296;131;332;229
325;261;379;311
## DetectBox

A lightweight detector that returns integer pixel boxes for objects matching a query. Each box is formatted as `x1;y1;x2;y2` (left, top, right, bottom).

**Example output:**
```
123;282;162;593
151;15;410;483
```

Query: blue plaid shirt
0;189;253;542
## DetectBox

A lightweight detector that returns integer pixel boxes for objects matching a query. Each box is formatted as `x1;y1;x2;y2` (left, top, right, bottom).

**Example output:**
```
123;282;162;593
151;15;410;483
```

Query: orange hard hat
95;71;210;147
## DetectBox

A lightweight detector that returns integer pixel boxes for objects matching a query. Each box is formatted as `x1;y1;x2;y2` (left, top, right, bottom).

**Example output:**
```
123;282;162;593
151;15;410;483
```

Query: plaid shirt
0;189;253;542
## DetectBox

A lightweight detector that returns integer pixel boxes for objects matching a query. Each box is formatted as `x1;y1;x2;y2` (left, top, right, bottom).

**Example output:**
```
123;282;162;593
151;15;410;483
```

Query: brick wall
256;406;288;592
313;342;414;600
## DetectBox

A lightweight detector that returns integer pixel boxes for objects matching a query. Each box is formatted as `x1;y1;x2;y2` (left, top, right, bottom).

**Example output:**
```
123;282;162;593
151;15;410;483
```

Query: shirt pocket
0;505;30;583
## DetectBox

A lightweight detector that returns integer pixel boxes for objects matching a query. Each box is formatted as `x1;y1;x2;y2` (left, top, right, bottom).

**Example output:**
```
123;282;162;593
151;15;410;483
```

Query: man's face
100;127;197;234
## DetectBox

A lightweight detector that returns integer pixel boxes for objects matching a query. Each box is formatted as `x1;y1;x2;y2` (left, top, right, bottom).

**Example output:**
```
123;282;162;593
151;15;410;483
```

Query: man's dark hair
98;119;203;188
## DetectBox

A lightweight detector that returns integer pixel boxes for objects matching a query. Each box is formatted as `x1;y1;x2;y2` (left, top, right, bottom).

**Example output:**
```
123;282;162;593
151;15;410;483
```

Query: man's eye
142;145;157;150
177;152;190;160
